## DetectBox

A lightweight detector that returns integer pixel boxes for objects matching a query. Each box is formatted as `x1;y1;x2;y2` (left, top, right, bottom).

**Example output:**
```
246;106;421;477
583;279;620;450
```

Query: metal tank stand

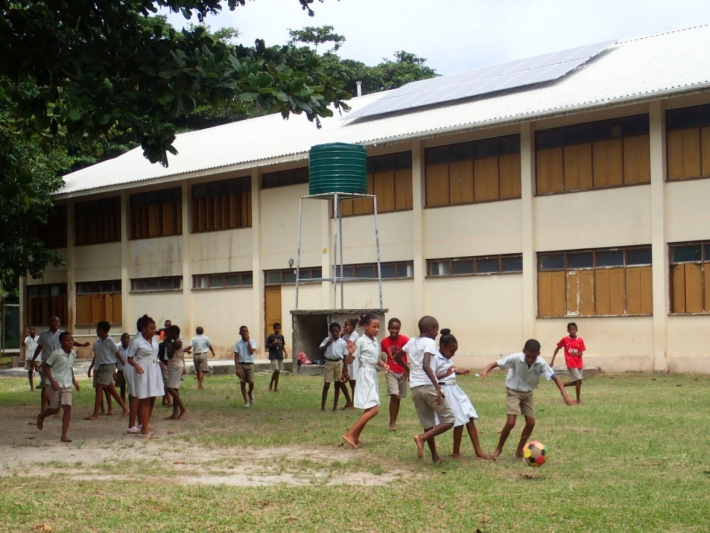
295;192;382;310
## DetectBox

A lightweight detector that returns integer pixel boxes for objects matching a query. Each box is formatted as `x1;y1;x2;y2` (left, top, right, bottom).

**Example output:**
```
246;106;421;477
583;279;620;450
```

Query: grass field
0;370;708;532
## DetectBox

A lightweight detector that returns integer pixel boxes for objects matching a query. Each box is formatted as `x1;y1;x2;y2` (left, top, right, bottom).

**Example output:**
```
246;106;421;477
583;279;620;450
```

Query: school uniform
166;338;186;389
346;331;360;380
115;344;128;389
320;336;347;383
93;336;119;386
44;347;77;409
497;352;556;417
234;338;258;383
190;334;212;373
434;352;478;426
24;335;40;371
37;329;62;388
128;335;164;399
353;335;380;409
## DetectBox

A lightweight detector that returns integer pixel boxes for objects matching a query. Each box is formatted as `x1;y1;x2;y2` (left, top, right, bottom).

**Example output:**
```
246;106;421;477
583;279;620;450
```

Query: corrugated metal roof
59;25;710;197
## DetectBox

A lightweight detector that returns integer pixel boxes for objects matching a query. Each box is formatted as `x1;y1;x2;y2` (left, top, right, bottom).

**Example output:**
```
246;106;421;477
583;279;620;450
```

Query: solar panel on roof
346;39;616;121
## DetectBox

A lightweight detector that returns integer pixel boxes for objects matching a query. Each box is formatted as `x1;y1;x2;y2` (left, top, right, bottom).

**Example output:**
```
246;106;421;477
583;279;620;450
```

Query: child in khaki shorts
319;322;352;412
481;339;576;459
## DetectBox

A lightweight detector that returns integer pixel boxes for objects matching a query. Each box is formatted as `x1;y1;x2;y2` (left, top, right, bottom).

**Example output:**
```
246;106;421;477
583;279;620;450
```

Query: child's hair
387;317;401;328
136;314;155;332
329;321;341;331
196;326;204;334
121;332;130;340
168;324;180;336
567;322;578;329
58;331;72;343
358;313;377;327
239;325;247;333
97;320;111;333
273;322;281;328
344;318;358;328
439;328;457;347
524;339;541;352
417;315;438;334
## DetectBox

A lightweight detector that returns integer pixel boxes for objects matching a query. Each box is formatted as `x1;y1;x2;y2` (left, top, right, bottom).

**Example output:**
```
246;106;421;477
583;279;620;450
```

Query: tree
0;0;348;293
289;25;346;53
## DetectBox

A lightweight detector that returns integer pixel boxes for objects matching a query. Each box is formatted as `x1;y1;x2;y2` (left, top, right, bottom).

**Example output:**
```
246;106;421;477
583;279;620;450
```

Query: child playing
266;322;288;392
550;322;586;403
481;339;576;459
341;318;359;409
164;325;188;420
434;329;489;460
319;322;352;411
85;321;128;420
380;317;409;431
36;331;81;442
22;325;40;391
233;326;257;407
115;333;131;403
395;315;455;463
190;326;215;390
342;314;389;449
87;355;112;415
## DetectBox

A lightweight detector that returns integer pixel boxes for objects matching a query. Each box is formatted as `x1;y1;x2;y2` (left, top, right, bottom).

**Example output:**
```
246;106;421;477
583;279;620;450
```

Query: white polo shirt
93;336;119;365
38;329;63;361
190;335;212;355
320;336;347;361
45;347;77;388
403;336;437;388
497;352;555;392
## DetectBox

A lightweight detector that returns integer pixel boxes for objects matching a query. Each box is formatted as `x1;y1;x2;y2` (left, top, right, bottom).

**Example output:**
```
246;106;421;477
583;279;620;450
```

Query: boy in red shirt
551;322;586;403
380;318;409;431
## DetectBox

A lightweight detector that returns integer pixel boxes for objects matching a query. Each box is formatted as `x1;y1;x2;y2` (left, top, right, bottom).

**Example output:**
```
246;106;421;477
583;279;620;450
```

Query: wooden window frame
75;280;122;326
669;241;710;314
424;135;521;208
191;176;251;233
537;246;653;317
129;188;182;240
35;204;68;249
262;167;309;189
130;276;182;293
75;197;121;246
192;271;253;290
535;114;651;195
25;283;68;328
426;254;523;278
666;104;710;182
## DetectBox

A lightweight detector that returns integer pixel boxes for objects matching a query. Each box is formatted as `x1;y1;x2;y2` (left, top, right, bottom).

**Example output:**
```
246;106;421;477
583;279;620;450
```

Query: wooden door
264;286;282;341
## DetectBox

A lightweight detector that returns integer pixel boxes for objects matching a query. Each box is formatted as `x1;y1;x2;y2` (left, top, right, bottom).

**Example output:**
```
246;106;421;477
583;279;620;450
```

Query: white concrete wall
129;236;183;278
74;242;121;281
191;288;255;356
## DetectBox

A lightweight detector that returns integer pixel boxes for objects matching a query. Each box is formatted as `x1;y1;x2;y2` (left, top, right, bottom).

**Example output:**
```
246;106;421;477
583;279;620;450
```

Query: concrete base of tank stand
290;308;389;366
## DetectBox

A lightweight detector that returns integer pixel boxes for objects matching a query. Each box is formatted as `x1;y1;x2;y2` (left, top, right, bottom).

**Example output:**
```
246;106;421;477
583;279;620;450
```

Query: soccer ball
523;440;548;467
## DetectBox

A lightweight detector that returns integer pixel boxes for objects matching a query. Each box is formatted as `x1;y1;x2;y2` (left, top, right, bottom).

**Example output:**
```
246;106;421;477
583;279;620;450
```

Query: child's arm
422;352;443;403
114;350;126;367
436;366;455;380
209;345;216;357
43;362;59;391
282;340;288;358
319;336;334;354
73;340;90;348
233;350;243;377
480;361;499;379
550;346;561;367
31;344;42;363
393;349;409;378
167;338;182;358
72;369;80;392
343;341;356;365
247;339;256;355
552;375;576;405
455;367;471;376
87;356;96;378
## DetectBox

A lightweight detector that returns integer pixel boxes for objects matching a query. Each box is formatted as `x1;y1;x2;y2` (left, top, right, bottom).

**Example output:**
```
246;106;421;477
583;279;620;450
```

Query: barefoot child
319;322;352;411
190;326;215;390
85;321;128;420
550;322;586;403
36;332;80;442
87;355;112;415
267;322;287;392
481;339;576;459
22;326;40;391
380;318;409;431
342;314;389;449
233;326;257;407
164;325;188;420
128;315;164;437
434;329;489;460
395;315;455;463
341;318;359;409
116;333;131;403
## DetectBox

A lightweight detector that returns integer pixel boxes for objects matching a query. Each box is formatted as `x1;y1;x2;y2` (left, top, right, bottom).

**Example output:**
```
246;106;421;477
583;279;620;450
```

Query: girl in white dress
341;318;359;409
165;325;188;420
128;315;164;437
435;329;490;460
342;314;389;449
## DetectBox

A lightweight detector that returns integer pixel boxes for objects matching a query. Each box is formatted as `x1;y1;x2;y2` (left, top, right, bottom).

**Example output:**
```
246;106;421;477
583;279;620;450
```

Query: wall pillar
251;168;265;349
120;191;132;331
520;122;536;340
65;199;76;329
649;101;668;372
411;139;426;318
181;181;193;336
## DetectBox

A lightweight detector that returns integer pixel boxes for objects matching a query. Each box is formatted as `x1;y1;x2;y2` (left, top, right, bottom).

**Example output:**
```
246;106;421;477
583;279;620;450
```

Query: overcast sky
166;0;710;76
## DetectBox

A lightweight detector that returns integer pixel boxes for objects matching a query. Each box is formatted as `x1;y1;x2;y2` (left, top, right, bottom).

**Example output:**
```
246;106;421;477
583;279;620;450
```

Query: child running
266;322;287;392
85;321;128;420
380;317;409;431
36;331;80;442
342;314;389;449
434;329;489;460
319;322;352;411
550;322;586;403
22;325;40;391
481;339;576;459
164;325;188;420
190;326;215;390
395;315;455;463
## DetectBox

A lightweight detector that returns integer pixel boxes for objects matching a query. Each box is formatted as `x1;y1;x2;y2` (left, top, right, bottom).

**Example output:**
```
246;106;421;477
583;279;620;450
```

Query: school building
24;25;710;373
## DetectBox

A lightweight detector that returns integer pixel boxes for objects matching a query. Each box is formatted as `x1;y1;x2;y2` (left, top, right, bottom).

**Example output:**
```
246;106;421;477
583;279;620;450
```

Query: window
76;280;122;325
193;271;253;289
262;167;309;189
25;284;68;328
35;205;67;248
536;114;650;194
130;277;182;292
670;241;710;313
427;254;523;277
192;177;251;232
75;197;121;245
425;135;521;207
130;188;182;239
341;152;413;216
538;247;652;317
265;267;322;285
666;104;710;181
334;261;413;280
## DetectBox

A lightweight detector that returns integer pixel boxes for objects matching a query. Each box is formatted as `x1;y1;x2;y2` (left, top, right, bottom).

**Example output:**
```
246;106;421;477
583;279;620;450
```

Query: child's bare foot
476;453;492;460
342;434;357;449
141;433;156;439
451;453;463;461
341;404;354;410
178;411;188;419
84;415;100;420
197;385;204;390
515;449;524;458
490;449;502;460
413;435;424;460
106;410;114;416
36;414;44;431
60;437;72;442
165;415;179;420
389;424;397;431
432;456;446;464
121;409;129;418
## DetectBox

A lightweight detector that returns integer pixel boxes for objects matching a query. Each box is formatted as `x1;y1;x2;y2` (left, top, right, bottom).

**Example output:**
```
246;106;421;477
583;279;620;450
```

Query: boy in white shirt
395;315;455;463
319;322;352;412
190;326;215;390
481;339;576;459
85;321;128;420
22;325;40;391
233;326;257;407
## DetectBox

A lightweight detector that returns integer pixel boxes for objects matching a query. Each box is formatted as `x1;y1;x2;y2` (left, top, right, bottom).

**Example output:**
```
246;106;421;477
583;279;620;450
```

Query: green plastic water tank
309;143;367;195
